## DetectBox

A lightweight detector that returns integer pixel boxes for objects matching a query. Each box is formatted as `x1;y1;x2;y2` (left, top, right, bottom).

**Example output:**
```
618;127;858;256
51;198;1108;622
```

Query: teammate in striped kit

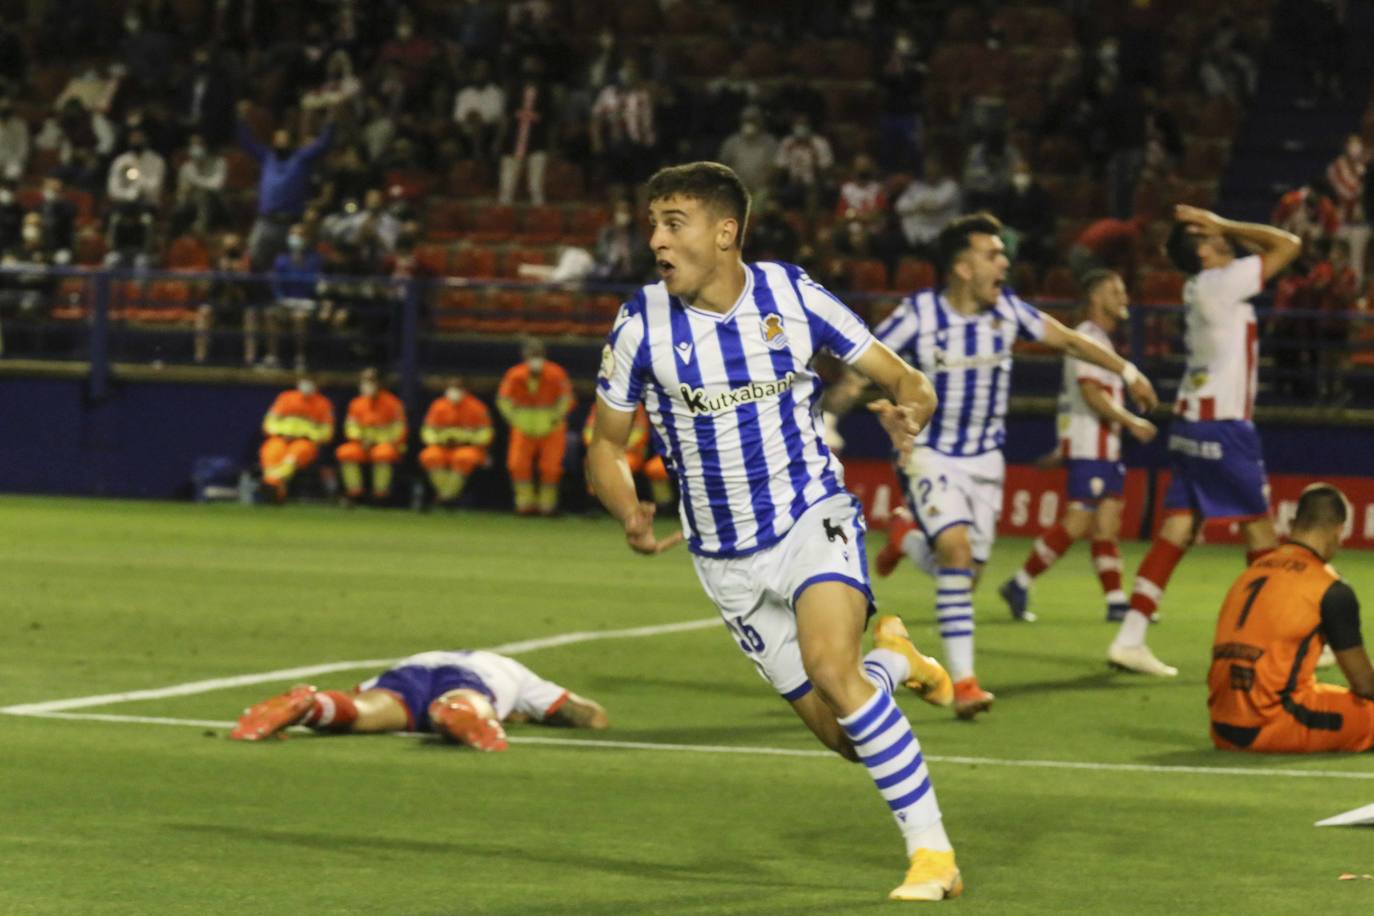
872;214;1158;717
1107;205;1300;677
229;650;609;750
998;270;1158;623
586;162;963;901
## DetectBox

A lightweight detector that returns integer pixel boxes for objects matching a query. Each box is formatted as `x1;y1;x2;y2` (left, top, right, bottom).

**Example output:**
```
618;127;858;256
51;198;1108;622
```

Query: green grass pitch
1;495;1371;914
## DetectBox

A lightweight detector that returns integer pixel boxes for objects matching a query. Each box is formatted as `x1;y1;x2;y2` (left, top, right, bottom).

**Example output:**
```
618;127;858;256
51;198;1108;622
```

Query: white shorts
901;447;1005;565
692;493;872;700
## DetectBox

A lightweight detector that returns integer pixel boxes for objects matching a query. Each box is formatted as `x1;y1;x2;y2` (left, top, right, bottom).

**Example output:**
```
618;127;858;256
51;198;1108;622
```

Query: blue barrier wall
2;376;1371;500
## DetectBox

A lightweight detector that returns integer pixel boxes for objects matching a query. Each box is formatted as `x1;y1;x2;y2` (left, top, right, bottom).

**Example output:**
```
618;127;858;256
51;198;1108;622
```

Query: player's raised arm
1174;204;1300;281
587;400;681;555
1039;313;1158;411
851;341;937;465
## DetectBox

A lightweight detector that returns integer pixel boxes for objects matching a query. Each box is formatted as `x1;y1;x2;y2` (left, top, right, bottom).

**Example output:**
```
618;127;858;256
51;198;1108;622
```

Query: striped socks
937;567;975;682
304;690;358;732
1014;524;1073;589
1091;539;1126;607
863;648;911;696
839;687;950;855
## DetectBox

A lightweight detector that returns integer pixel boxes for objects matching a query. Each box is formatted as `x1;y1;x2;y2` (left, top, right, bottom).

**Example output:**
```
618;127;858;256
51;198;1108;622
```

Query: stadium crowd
0;6;1333;334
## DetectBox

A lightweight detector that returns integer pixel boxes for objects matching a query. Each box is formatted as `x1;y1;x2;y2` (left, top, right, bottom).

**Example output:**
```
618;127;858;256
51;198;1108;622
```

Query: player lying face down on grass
230;650;608;751
585;160;966;902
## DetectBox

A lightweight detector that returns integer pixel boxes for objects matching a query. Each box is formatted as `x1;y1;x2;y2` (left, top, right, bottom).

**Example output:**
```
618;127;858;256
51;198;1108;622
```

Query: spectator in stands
37;177;76;263
835;154;887;221
0;181;23;252
1327;133;1369;284
1273;179;1339;249
591;196;653;283
337;367;407;504
118;9;174;98
302;50;362;125
1068;215;1147;289
876;28;926;173
717;106;777;199
498;337;573;516
961;125;1023;212
498;56;553;206
997;160;1056;280
54;62;122;116
195;234;255;367
238;100;335;272
327;188;402;257
35;98;115;170
376;9;438;100
1140;88;1184;184
894;153;961;260
0;21;26;87
105;128;164;268
175;47;236;146
774;114;834;217
0;213;57;355
746;195;801;263
452;59;505;161
0;96;29;182
591;59;658;190
1198;16;1258;103
172;134;228;238
258;374;335;504
266;223;324;371
1315;237;1360;403
420;376;494;507
314;143;376;215
706;61;760;141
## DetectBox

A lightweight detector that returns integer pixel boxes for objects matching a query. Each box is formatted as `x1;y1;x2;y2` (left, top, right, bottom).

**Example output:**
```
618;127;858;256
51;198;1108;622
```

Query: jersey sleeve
1196;255;1263;317
1320;580;1363;652
1072;325;1116;386
790;266;876;363
596;298;649;412
1005;291;1047;342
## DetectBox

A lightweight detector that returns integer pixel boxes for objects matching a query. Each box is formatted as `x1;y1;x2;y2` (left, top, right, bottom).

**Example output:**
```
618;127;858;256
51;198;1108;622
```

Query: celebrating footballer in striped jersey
1106;205;1300;678
872;213;1159;717
587;161;964;902
999;269;1158;625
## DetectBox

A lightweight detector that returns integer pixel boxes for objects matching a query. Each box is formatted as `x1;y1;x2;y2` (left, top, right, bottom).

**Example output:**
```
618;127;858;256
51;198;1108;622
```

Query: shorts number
916;474;947;506
726;617;765;653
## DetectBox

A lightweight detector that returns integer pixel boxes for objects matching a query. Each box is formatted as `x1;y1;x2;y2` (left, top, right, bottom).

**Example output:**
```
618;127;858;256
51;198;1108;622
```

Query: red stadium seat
893;258;936;292
565;205;609;246
468;205;516;244
1139;271;1184;305
1040;267;1078;300
224;150;258;191
166;235;210;270
846;258;889;293
453;247;498;278
501;247;551;279
520;206;566;244
447;160;490;197
415;244;451;276
544;160;585;202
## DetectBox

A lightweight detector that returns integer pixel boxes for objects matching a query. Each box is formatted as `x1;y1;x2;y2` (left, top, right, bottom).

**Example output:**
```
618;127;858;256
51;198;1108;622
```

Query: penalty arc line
0;618;720;716
8;709;1374;782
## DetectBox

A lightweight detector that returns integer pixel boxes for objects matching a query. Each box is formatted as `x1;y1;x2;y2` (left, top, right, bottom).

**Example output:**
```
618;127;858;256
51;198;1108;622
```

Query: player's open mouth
658;260;676;280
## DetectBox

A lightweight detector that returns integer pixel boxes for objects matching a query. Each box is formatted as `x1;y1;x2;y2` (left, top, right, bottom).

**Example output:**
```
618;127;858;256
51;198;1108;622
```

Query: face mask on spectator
297;379;317;396
792;123;810;139
190;144;206;160
22;224;41;242
0;189;12;205
1012;173;1032;192
287;235;306;251
445;386;463;403
741;121;759;138
396;24;413;40
360;380;378;397
527;356;545;373
895;36;913;55
42;188;57;202
1348;140;1364;159
614;211;631;228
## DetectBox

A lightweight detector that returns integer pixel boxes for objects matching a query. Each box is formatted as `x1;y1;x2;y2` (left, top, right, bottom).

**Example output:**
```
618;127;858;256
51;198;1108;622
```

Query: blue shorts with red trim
1162;419;1269;519
1065;459;1126;503
370;665;496;732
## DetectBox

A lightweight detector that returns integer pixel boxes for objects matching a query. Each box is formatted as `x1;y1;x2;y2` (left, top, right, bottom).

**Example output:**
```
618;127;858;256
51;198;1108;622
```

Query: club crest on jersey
760;314;788;350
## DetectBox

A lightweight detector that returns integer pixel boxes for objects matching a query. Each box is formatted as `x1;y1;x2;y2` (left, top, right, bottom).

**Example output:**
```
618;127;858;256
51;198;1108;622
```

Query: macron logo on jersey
679;373;797;416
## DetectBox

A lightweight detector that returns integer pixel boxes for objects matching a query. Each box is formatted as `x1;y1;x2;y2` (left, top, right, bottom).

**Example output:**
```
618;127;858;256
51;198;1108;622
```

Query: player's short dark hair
936;212;1004;278
1294;484;1349;530
1080;268;1120;300
1165;221;1204;274
645;161;750;249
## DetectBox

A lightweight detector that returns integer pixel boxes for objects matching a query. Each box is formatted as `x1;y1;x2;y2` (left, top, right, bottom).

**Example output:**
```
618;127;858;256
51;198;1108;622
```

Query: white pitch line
10;709;1374;781
0;617;718;716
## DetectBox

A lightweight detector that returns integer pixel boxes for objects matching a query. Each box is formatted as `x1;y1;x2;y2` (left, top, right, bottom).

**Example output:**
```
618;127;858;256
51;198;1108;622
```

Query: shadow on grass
164;823;837;890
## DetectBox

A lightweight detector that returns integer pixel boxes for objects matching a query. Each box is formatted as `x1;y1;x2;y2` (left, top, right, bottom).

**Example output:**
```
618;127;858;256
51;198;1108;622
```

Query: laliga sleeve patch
598;344;615;380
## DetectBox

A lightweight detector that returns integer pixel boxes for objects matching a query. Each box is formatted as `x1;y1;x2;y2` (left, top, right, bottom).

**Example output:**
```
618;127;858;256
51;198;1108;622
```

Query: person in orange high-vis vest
259;375;334;503
336;367;407;501
419;376;493;505
497;338;573;515
582;401;673;507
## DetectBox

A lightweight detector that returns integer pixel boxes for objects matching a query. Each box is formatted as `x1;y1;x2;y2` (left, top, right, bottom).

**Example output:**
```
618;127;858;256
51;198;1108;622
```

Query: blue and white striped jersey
874;287;1047;457
597;261;875;558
